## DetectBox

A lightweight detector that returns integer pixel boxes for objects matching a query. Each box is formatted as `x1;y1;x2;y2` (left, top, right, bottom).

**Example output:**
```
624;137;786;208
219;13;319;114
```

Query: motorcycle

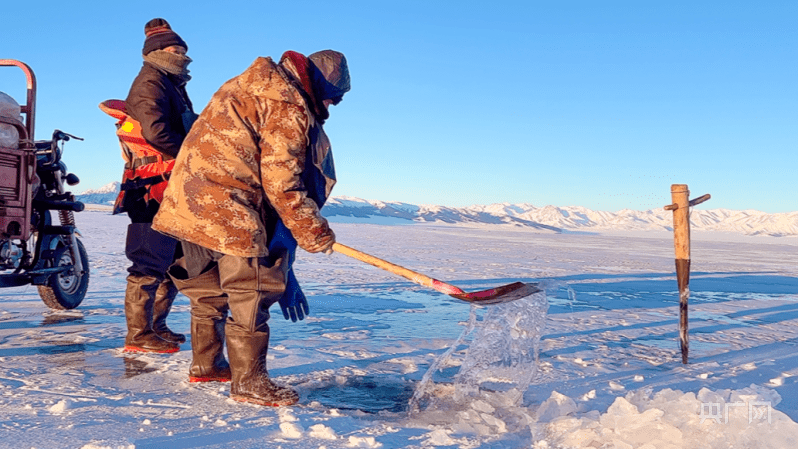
0;59;89;309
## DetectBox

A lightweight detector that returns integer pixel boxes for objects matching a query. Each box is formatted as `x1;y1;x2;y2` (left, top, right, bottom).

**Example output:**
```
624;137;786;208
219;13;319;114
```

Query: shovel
332;243;541;305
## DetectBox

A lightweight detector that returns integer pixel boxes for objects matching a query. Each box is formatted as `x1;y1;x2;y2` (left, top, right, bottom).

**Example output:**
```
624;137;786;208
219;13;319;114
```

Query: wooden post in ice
664;184;710;364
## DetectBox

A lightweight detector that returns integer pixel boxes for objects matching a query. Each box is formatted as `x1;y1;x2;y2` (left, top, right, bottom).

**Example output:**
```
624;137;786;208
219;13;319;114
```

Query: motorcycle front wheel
38;239;90;309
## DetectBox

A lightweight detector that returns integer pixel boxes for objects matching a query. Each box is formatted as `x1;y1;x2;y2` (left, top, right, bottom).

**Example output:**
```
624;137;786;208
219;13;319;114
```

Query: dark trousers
125;198;179;279
123;202;182;347
125;223;178;278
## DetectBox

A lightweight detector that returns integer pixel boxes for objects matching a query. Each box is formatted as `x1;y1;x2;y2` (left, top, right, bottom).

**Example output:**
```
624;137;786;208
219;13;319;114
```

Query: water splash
407;306;477;412
410;281;564;415
453;288;549;404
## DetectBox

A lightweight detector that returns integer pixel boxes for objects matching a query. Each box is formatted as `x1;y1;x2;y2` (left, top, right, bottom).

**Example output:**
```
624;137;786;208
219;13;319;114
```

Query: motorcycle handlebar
52;129;84;142
34;129;83;165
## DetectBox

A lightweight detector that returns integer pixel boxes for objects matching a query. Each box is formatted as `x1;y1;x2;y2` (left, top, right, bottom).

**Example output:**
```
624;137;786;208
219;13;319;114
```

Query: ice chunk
697;387;729;405
600;397;640;430
347;435;382;448
535;391;577;423
580;390;597;401
425;428;455;445
471;399;495;414
279;421;303;438
609;381;626;391
278;407;299;422
453;289;549;403
309;423;338;440
730;383;782;407
480;412;507;433
559;427;600;448
48;399;69;414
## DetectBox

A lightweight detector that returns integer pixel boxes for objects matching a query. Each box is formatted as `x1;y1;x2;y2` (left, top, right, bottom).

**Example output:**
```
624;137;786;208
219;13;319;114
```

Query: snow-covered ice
0;209;796;448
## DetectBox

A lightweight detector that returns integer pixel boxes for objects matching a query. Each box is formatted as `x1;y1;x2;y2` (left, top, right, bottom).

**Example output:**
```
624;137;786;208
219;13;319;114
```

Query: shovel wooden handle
331;243;466;295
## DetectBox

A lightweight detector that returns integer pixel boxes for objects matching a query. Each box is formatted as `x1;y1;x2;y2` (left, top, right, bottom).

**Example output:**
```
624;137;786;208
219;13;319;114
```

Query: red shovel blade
449;282;542;305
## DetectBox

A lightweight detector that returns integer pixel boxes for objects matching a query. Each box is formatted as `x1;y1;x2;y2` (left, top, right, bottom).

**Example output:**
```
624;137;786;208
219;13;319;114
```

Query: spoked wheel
38;239;90;310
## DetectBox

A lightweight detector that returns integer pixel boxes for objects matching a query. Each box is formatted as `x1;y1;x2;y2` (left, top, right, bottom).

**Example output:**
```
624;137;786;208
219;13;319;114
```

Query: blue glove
281;270;309;322
270;220;310;322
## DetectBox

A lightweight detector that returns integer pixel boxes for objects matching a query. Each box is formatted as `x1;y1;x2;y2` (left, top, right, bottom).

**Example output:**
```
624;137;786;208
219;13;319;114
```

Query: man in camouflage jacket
152;50;350;406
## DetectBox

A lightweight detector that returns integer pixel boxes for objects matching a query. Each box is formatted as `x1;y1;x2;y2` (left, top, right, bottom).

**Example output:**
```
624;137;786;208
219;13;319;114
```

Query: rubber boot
169;263;231;383
220;253;296;406
188;319;231;382
124;274;180;353
152;278;187;344
227;330;298;406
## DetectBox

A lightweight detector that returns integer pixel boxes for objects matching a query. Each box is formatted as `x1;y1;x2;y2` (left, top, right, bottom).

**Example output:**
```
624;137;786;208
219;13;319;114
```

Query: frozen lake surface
0;210;797;448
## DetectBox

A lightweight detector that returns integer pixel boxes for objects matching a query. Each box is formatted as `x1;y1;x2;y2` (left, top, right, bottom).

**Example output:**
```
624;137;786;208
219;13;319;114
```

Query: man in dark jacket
153;50;350;406
122;18;197;353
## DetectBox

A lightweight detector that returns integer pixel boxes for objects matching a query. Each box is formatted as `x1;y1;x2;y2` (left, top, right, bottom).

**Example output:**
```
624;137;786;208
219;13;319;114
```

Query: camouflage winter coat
152;57;336;257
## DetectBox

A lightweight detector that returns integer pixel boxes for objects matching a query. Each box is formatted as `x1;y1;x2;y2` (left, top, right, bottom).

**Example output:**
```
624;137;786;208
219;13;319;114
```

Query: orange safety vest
99;99;175;214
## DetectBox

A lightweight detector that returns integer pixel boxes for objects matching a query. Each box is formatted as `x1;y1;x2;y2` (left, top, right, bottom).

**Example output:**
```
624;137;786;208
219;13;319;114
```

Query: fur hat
142;18;187;55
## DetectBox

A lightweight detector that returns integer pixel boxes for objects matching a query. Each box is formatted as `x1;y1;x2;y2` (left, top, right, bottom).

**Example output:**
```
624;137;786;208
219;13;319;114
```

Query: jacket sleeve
127;77;183;158
258;98;333;252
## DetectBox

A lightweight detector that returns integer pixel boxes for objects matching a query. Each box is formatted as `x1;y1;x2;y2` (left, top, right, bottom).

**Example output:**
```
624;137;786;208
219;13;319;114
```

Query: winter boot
217;251;295;405
168;262;231;383
227;330;298;406
188;319;231;383
124;274;180;353
152;278;186;344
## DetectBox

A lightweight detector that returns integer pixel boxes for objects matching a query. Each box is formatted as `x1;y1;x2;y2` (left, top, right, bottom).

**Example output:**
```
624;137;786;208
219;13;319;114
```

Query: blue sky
2;1;795;213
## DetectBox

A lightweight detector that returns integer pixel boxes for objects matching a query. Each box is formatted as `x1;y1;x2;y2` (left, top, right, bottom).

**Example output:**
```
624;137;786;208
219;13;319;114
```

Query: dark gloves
269;220;310;322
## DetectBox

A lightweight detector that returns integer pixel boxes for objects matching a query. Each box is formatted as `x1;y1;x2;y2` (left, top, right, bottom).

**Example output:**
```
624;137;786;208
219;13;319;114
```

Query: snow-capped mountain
323;197;798;237
74;186;798;237
74;181;119;205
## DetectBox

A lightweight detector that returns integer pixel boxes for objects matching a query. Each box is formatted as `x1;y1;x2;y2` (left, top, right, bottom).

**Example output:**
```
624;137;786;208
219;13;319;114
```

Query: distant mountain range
75;181;120;206
76;182;798;237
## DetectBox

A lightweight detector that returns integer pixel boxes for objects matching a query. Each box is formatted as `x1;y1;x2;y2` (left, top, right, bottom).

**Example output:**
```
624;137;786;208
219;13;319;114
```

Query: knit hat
308;50;351;101
142;18;187;55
